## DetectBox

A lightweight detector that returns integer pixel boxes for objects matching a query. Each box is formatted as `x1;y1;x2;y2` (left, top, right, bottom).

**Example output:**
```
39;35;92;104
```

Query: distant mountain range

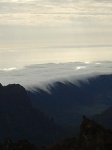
28;74;112;132
0;74;112;148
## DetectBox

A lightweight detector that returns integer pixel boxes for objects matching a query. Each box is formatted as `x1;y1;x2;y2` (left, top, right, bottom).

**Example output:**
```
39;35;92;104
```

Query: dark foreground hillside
0;117;112;150
40;116;112;150
0;84;67;147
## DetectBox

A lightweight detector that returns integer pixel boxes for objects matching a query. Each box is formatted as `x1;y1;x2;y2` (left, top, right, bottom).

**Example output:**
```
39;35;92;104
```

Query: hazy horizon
0;0;112;68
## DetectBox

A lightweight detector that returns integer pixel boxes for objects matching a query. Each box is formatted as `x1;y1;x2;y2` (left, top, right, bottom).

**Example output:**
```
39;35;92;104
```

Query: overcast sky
0;0;112;68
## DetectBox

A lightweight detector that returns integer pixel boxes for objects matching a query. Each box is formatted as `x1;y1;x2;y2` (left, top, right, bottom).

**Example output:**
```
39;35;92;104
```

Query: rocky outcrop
40;116;112;150
79;116;112;150
1;82;112;149
0;115;112;150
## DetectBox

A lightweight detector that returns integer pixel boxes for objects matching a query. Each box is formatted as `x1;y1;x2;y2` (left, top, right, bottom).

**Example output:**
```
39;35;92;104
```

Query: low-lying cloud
0;61;112;91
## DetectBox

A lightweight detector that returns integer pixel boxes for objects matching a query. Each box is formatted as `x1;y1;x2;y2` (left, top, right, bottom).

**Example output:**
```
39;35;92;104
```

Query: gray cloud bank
0;61;112;91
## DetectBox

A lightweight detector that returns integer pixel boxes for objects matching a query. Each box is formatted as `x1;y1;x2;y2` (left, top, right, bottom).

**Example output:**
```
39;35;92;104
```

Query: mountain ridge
28;74;112;131
40;116;112;150
0;83;68;147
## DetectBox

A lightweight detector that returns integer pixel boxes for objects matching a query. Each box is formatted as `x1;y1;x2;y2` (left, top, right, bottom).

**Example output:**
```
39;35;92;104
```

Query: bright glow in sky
0;0;112;68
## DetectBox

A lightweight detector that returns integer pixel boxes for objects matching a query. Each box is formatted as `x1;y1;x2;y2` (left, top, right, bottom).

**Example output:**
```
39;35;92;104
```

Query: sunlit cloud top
0;61;112;91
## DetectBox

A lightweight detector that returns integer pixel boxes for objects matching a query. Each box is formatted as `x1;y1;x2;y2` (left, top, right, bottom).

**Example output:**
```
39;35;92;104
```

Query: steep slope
93;107;112;130
41;116;112;150
79;116;112;150
28;74;112;129
0;84;67;147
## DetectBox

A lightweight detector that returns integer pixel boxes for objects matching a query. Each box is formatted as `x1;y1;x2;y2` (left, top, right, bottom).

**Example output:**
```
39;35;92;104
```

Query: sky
0;0;112;68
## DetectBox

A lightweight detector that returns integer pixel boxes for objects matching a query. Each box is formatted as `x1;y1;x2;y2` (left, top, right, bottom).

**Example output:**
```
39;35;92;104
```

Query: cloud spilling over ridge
0;61;112;91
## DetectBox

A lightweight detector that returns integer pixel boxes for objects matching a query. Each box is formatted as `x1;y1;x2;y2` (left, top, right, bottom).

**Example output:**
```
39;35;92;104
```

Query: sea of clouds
0;61;112;91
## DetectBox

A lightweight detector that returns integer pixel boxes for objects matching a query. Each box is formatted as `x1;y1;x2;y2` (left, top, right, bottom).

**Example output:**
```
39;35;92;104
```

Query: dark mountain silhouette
28;74;112;131
93;106;112;130
40;116;112;150
0;78;112;149
0;84;68;147
0;139;36;150
0;117;112;150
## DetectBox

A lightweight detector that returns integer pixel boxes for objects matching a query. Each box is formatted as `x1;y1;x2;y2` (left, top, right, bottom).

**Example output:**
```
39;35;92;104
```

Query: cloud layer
0;61;112;91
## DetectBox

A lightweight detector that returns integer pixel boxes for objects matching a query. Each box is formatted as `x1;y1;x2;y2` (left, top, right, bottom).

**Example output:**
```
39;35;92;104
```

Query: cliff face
41;117;112;150
79;116;112;150
0;84;31;112
0;84;67;147
0;84;32;141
